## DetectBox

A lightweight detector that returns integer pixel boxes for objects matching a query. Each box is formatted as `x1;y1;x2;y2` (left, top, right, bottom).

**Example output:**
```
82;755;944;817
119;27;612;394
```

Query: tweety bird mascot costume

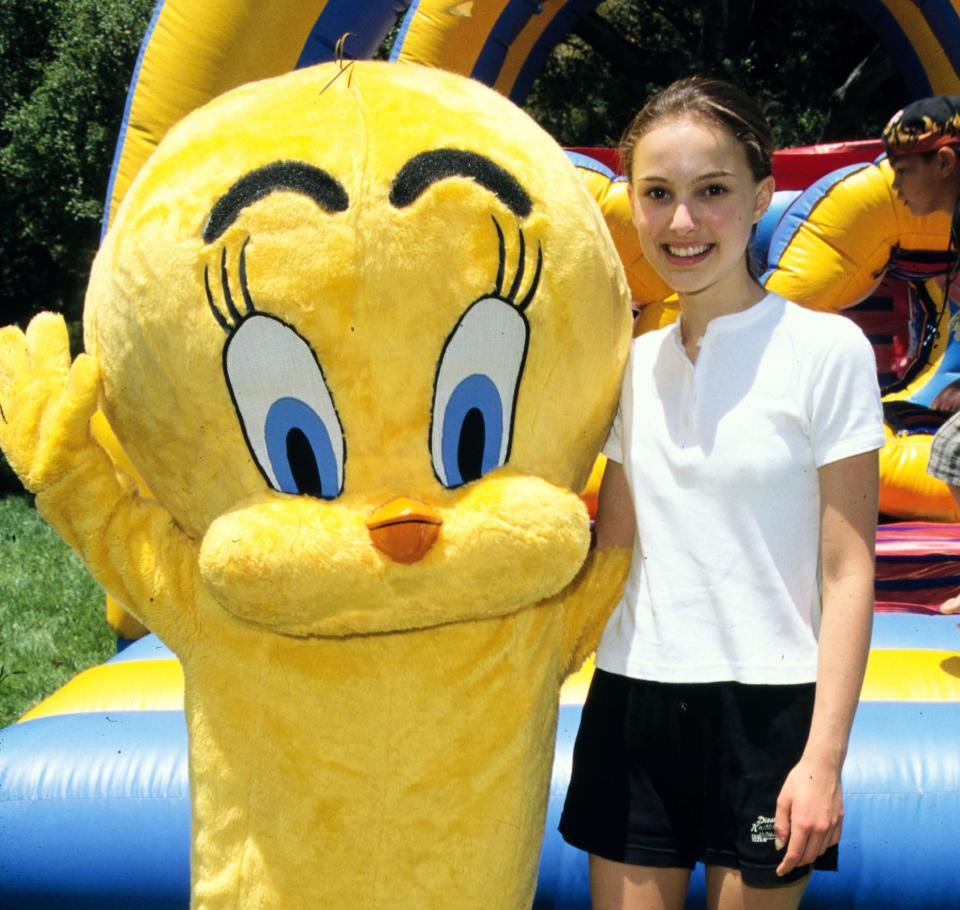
0;62;631;908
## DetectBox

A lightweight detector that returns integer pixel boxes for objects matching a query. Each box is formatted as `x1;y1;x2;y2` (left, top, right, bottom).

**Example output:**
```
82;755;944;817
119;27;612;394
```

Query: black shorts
558;669;838;888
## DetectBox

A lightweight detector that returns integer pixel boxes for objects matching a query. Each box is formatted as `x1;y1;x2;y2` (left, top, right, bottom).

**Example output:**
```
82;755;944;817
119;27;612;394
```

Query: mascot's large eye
224;314;344;499
431;297;528;488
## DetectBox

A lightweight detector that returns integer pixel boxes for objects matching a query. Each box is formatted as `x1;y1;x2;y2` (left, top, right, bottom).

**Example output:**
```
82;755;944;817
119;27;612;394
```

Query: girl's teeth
668;245;709;257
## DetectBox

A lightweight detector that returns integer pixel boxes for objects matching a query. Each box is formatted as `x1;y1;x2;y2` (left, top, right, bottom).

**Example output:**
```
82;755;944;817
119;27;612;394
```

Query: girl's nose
670;202;697;233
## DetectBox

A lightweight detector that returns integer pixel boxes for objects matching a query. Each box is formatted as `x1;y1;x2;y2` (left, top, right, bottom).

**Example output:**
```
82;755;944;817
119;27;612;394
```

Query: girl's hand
773;755;844;877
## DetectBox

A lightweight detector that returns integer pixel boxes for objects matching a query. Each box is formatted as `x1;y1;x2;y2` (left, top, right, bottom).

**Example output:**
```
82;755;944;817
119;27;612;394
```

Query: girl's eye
224;314;345;499
702;184;728;196
646;187;670;200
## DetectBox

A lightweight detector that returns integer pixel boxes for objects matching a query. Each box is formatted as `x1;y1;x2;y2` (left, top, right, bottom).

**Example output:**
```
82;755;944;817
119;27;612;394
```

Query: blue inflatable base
2;693;959;907
0;711;190;909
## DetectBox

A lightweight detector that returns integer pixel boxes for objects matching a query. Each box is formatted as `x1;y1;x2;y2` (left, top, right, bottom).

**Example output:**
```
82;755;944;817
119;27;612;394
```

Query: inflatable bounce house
2;2;960;908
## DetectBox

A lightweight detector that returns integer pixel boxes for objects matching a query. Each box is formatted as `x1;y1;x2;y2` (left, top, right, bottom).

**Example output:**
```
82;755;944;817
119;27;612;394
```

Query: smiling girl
559;77;885;910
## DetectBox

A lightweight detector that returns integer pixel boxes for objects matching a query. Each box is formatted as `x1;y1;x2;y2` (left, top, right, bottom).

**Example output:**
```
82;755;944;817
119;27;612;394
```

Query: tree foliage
0;0;153;330
523;0;909;149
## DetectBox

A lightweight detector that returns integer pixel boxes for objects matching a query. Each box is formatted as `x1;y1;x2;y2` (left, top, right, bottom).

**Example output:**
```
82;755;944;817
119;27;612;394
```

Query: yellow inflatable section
570;154;670;307
38;632;957;725
765;157;960;520
765;159;951;308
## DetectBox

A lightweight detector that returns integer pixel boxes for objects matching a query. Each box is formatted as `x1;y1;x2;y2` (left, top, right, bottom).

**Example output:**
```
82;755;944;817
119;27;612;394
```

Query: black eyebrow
203;161;349;243
389;149;532;217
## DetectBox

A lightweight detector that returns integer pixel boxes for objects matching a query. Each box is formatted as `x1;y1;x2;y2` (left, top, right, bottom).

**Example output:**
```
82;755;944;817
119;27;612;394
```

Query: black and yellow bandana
883;95;960;157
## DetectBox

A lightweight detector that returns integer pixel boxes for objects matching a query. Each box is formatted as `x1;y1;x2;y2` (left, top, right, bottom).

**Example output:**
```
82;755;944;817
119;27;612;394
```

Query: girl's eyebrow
637;169;735;183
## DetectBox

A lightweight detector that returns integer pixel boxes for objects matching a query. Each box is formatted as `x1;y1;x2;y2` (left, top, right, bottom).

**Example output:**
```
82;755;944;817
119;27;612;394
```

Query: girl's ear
753;175;776;224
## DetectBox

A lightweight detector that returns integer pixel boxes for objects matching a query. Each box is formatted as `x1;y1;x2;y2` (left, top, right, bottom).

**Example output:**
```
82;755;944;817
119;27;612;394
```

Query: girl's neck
677;275;767;360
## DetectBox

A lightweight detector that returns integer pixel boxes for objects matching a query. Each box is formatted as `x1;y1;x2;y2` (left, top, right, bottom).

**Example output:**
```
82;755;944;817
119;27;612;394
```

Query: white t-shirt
596;292;885;684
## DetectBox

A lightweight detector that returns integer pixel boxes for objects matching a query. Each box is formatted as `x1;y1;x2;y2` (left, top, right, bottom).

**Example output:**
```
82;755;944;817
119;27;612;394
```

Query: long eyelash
518;242;542;313
492;215;506;296
506;227;526;302
204;266;231;332
205;238;258;333
490;216;543;312
220;247;243;325
238;238;256;314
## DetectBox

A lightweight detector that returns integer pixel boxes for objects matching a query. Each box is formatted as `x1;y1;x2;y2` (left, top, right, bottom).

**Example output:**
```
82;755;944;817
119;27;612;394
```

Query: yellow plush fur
0;62;631;908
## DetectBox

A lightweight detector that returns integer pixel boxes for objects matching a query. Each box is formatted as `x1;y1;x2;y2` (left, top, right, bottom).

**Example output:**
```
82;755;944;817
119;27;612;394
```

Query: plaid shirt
929;410;960;485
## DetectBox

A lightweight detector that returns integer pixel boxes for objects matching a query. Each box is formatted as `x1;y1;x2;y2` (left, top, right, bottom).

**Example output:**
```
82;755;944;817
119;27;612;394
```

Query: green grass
0;494;115;728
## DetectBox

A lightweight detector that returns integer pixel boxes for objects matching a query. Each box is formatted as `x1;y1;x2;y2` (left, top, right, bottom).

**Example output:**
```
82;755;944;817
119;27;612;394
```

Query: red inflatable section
875;522;960;612
569;139;885;187
773;139;884;190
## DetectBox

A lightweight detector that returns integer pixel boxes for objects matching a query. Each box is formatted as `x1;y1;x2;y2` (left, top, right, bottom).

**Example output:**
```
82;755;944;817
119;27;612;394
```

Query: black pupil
287;428;324;498
457;408;486;483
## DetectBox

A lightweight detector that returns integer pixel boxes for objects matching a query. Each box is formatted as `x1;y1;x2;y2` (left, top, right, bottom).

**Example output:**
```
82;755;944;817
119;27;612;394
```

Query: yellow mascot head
86;60;630;636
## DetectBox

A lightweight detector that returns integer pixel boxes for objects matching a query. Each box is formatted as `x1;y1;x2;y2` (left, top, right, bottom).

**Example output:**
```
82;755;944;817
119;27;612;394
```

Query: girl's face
629;114;774;302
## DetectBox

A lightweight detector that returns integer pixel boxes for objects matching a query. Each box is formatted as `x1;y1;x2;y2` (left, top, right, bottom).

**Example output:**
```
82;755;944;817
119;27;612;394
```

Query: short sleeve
928;411;960;485
807;319;885;467
602;403;624;464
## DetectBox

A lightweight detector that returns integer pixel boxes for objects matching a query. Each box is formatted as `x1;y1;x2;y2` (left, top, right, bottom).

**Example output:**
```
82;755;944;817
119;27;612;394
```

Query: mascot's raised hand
0;314;101;493
5;62;633;909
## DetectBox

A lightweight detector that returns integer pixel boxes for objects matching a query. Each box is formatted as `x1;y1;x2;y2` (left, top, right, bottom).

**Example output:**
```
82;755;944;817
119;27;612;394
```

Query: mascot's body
0;62;631;907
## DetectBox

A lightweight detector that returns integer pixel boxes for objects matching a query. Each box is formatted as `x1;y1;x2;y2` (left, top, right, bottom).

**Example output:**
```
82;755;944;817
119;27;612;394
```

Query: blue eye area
441;373;504;487
430;297;527;489
264;397;340;499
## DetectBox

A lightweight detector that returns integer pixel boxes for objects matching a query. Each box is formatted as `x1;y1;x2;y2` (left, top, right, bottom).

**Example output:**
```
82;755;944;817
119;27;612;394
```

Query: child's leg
706;866;808;910
589;855;690;910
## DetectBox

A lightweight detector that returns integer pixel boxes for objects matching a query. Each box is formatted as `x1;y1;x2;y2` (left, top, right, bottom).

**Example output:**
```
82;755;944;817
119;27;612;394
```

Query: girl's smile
662;242;714;265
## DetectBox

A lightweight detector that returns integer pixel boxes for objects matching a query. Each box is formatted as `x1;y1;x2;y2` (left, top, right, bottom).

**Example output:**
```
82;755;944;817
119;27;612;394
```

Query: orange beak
365;497;442;565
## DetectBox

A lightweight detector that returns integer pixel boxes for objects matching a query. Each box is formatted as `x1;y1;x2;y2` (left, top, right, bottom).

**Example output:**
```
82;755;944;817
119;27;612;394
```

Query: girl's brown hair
619;76;774;185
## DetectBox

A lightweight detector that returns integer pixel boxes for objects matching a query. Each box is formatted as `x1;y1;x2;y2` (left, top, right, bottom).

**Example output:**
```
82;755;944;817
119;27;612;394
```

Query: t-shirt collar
673;291;781;346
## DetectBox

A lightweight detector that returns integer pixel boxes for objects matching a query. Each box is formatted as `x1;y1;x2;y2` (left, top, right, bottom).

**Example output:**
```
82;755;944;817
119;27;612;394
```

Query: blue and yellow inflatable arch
105;0;960;231
850;0;960;98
